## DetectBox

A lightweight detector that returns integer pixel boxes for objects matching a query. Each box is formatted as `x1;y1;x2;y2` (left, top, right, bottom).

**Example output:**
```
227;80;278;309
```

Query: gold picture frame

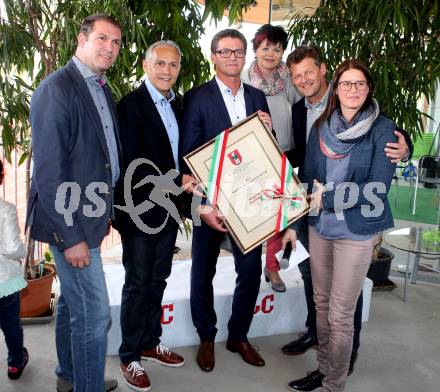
184;113;309;254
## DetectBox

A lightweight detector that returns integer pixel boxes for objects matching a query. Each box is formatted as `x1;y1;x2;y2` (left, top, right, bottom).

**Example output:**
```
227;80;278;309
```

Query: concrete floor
1;277;439;392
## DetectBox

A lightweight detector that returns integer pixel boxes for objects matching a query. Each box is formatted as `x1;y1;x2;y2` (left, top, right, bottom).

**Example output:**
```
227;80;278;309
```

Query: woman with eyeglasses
283;59;397;392
242;24;300;292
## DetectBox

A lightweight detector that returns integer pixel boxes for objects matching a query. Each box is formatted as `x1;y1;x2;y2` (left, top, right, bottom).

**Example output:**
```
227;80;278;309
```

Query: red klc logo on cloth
254;294;275;314
161;303;174;325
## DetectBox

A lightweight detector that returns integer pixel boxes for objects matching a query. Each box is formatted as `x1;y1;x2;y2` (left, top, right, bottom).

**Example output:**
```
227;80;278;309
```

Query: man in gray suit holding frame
28;14;122;392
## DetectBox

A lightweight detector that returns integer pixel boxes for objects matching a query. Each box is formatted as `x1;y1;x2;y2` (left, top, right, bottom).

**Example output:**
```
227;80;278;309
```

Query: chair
412;155;440;225
393;162;416;208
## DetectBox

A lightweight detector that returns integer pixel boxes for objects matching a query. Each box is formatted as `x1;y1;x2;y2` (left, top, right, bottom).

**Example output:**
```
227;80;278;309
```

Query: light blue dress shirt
144;78;180;171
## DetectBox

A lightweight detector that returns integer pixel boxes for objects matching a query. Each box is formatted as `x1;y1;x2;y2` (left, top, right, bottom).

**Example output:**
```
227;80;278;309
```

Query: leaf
18;151;29;166
1;0;250;156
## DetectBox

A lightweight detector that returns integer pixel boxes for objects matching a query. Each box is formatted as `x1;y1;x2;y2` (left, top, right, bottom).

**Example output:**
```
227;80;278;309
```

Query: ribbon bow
260;186;303;208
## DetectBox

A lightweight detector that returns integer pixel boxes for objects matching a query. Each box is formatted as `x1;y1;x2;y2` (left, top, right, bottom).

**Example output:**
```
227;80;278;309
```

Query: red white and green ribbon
275;154;297;233
259;187;302;206
206;136;301;230
206;129;230;208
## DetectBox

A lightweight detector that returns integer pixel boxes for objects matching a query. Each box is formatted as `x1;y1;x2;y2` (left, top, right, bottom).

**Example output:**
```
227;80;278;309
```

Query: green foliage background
0;0;255;162
288;0;440;139
2;0;439;162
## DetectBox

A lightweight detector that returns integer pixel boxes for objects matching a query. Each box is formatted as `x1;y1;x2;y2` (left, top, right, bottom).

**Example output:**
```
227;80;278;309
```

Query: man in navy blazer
113;41;185;392
181;29;272;372
280;46;412;391
28;14;121;392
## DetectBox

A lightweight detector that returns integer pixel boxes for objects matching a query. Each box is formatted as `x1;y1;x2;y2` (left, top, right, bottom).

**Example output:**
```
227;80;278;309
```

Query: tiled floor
1;277;439;392
2;220;439;391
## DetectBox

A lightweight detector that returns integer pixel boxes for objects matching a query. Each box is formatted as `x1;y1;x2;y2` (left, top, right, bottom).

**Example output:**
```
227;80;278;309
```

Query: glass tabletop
385;227;440;255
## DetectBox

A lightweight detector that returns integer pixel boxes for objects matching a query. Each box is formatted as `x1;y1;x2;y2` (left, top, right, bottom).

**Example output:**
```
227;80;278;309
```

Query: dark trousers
190;221;262;342
118;223;178;364
0;292;25;367
298;227;362;352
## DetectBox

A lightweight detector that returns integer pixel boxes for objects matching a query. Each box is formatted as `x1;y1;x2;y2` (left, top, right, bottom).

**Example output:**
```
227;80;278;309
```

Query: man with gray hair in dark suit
114;39;185;392
28;14;122;392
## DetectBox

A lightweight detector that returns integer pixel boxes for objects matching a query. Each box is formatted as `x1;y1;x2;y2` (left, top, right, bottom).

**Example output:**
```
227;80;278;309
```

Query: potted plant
19;246;56;318
367;234;395;287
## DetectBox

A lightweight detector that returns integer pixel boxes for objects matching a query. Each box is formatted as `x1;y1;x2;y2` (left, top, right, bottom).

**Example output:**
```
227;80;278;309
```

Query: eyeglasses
215;49;246;58
292;69;314;82
337;81;369;91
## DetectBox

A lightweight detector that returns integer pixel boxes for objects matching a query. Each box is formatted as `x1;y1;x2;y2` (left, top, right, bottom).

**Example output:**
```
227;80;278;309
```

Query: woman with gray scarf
284;60;397;392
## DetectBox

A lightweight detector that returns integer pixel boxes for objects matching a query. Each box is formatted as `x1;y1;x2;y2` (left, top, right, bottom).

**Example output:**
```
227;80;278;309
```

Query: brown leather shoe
196;341;215;372
120;361;151;391
141;343;184;367
226;341;265;367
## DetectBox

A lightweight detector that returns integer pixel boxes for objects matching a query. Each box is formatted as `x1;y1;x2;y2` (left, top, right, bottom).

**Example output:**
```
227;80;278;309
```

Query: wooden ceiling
197;0;320;24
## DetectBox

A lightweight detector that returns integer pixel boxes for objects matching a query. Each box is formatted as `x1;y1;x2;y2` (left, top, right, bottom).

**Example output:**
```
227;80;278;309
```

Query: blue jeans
0;292;24;367
51;246;111;392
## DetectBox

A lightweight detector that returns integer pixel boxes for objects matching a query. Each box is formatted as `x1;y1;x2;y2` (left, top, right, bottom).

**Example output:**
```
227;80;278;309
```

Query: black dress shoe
288;369;325;391
282;331;318;355
347;350;358;376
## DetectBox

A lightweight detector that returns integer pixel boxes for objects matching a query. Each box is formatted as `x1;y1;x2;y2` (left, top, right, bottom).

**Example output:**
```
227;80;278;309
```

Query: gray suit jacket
27;60;121;250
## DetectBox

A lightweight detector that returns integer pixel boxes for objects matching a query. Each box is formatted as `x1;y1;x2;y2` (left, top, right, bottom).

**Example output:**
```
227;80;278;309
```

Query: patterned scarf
320;99;379;158
247;60;288;96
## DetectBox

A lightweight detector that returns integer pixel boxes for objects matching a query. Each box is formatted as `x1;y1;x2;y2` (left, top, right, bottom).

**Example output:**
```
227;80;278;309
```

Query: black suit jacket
113;82;183;236
28;60;122;250
285;97;308;169
181;78;270;174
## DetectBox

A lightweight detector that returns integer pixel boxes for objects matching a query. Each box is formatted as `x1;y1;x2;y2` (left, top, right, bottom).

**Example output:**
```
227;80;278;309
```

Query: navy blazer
28;60;121;250
301;114;397;235
181;78;270;173
113;82;183;236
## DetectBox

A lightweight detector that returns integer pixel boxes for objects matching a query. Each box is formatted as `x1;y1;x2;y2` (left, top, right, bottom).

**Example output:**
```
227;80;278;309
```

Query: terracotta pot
20;265;55;318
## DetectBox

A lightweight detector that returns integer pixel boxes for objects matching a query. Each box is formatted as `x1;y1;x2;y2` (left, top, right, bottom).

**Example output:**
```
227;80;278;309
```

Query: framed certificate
184;113;309;254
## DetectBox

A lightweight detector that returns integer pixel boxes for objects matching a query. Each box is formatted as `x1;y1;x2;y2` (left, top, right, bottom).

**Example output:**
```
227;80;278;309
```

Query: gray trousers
309;226;376;392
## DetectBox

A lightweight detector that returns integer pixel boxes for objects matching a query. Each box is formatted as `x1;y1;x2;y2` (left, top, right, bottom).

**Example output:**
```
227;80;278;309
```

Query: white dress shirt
215;76;246;126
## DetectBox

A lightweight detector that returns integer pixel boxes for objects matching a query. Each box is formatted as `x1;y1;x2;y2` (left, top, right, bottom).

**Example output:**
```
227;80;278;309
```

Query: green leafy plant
0;0;255;164
1;0;254;277
180;220;193;239
422;229;440;251
287;0;440;140
23;247;55;280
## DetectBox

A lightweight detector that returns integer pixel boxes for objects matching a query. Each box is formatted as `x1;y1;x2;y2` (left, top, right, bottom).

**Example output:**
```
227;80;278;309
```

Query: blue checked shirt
72;56;120;187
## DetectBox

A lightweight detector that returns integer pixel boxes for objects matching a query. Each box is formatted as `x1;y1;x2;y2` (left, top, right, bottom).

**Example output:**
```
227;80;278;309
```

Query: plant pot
19;264;56;318
367;247;395;286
